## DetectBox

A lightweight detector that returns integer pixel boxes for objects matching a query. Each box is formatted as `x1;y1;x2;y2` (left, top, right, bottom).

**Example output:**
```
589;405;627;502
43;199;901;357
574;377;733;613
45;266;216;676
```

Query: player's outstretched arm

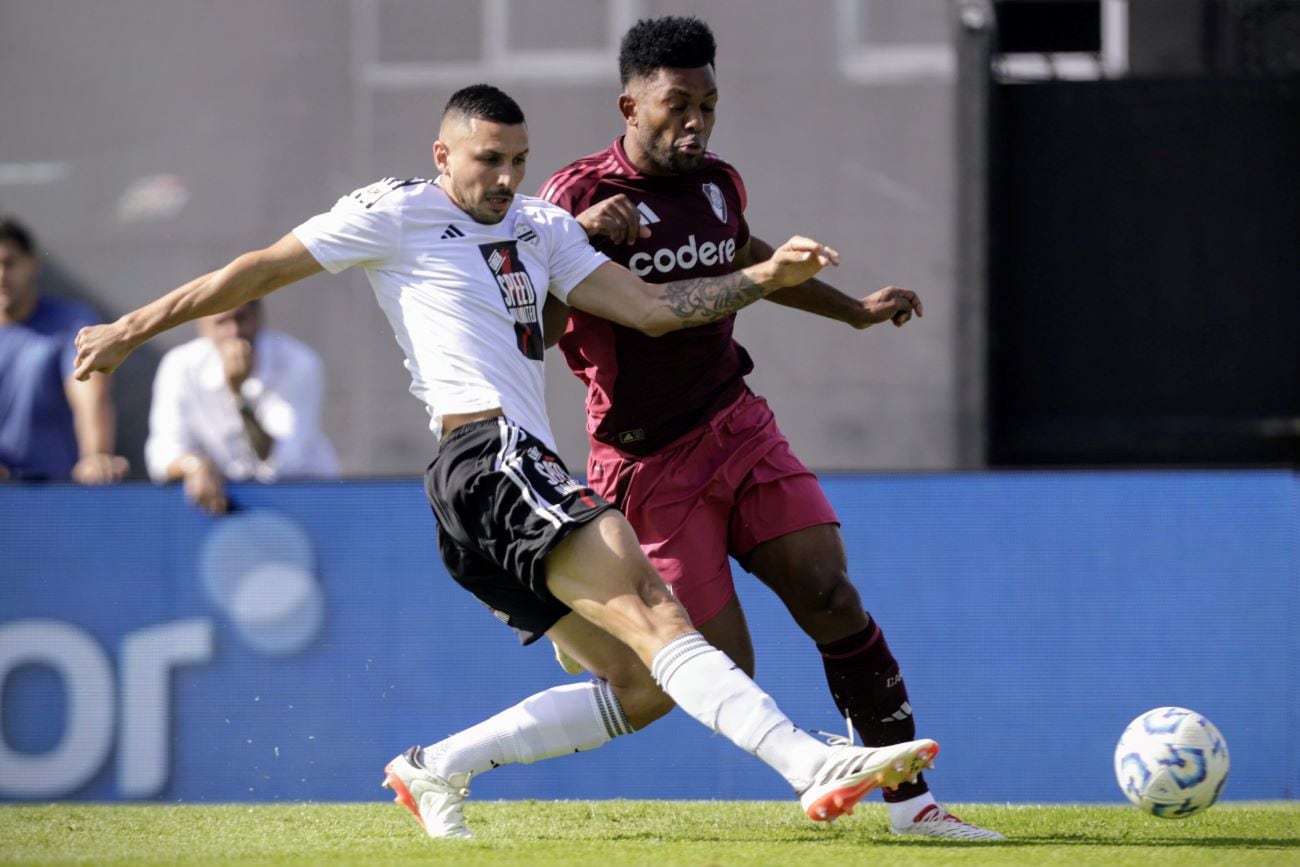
745;235;923;329
567;235;839;337
73;234;324;380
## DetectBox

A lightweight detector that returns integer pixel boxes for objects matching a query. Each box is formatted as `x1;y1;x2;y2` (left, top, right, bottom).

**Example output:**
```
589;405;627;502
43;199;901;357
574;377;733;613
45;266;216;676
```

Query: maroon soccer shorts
587;391;839;626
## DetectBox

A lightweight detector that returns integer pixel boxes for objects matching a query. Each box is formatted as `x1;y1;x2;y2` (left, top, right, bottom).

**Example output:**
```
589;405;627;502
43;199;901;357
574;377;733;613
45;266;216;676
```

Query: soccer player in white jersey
73;84;940;839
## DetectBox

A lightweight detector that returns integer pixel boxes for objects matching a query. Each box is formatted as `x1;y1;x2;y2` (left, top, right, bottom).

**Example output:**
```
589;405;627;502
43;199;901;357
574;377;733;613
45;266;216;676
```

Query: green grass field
2;801;1296;866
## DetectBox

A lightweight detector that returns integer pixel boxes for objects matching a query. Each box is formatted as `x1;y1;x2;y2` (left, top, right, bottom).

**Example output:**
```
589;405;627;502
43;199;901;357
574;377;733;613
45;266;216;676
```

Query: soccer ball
1114;707;1230;818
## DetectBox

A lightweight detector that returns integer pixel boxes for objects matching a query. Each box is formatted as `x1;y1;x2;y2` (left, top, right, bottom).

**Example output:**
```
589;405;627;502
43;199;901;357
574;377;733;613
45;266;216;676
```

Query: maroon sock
817;616;928;802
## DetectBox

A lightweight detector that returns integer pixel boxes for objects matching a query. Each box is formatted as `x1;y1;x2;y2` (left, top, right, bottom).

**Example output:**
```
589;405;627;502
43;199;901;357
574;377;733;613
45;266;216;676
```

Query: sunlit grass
2;800;1296;866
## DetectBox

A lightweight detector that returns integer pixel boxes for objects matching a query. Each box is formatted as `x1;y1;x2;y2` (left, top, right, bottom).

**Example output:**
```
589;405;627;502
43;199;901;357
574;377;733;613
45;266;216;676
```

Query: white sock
886;790;938;828
420;680;633;778
650;632;827;791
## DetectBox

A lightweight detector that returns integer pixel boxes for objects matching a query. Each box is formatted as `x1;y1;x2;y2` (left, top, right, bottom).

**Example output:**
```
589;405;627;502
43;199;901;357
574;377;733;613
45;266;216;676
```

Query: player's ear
618;92;638;126
433;141;450;174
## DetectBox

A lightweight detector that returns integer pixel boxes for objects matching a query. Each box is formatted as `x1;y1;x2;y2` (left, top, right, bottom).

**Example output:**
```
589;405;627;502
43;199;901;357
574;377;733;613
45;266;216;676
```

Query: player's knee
821;572;864;619
786;569;867;639
789;566;859;617
634;566;677;608
639;586;695;639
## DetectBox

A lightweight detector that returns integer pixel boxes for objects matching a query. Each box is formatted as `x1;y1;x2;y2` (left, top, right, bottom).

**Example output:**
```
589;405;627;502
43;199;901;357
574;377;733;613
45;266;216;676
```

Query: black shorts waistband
441;415;504;444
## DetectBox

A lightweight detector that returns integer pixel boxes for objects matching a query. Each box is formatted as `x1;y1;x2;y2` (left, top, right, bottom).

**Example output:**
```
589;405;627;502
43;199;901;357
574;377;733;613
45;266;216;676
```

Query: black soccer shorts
424;416;616;644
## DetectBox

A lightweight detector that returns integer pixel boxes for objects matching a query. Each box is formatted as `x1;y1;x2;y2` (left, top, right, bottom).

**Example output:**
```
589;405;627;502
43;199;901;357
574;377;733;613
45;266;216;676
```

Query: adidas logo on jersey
636;202;661;225
441;225;465;239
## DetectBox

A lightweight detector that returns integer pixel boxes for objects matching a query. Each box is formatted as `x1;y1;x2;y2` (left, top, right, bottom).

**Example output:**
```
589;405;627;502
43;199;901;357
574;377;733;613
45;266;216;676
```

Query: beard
466;204;507;224
646;139;705;175
461;187;513;225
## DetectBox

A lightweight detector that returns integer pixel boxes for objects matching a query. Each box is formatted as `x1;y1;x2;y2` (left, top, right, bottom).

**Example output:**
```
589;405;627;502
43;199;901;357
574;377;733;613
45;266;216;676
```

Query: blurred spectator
145;299;340;513
0;217;128;483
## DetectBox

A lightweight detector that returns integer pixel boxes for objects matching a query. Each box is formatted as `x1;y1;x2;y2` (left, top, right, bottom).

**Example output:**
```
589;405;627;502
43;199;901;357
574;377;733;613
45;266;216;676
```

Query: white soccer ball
1114;706;1230;818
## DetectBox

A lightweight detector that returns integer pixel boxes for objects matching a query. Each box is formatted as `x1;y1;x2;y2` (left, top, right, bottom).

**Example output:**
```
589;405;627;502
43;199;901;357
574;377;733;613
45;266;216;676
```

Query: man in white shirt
146;299;340;514
72;84;937;838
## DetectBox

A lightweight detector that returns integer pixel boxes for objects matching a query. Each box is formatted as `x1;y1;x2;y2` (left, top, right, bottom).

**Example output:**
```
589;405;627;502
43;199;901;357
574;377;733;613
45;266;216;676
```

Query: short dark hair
619;15;716;85
443;84;526;125
0;217;36;255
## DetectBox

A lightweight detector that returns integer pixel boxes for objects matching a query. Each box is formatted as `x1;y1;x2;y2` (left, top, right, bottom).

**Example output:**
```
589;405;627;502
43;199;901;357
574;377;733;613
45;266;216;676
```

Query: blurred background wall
0;0;965;475
0;0;1295;475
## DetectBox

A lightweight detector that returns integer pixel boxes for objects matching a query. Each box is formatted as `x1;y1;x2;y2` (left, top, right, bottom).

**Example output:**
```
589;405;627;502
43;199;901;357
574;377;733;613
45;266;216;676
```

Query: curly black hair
443;83;526;125
618;15;716;85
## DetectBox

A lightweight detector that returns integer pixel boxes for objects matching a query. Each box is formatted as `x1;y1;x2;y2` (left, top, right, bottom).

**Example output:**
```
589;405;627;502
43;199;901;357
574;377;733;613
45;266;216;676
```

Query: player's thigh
592;444;737;628
544;511;693;662
729;433;862;618
546;612;673;729
744;521;849;595
743;523;868;642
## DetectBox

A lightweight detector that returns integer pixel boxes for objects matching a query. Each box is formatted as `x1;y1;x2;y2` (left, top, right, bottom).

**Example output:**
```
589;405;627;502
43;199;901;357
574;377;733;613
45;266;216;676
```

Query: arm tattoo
661;271;766;325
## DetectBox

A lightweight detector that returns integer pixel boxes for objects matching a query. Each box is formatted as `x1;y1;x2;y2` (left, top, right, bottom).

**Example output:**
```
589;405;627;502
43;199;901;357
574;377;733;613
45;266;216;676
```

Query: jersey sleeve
540;207;609;302
292;191;401;274
720;163;748;215
720;163;751;250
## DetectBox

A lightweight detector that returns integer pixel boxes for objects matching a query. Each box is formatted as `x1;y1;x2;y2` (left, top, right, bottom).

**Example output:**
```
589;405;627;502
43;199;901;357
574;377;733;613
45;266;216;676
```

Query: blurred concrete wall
0;0;961;475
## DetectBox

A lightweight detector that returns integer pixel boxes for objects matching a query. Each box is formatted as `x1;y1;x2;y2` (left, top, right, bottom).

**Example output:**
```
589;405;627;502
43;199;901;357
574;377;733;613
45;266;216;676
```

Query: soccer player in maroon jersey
539;16;1002;840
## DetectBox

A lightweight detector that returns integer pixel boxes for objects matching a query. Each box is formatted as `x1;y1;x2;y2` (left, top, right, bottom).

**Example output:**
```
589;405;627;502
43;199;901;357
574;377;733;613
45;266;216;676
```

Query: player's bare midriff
442;407;505;437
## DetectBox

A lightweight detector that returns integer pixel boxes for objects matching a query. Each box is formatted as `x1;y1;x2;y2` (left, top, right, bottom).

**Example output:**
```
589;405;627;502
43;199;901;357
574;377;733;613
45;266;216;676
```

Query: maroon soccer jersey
539;138;754;455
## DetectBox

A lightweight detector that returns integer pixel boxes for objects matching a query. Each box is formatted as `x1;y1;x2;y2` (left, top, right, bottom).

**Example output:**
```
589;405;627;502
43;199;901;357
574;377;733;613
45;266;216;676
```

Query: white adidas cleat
382;746;473;839
800;739;940;822
891;803;1005;840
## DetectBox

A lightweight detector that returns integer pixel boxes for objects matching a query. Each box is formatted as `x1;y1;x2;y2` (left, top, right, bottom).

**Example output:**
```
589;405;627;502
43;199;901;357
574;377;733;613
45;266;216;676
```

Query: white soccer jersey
293;177;608;451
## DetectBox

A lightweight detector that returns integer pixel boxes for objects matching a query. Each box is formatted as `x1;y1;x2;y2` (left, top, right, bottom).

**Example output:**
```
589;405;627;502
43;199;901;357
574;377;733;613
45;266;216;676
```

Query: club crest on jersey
479;241;542;360
702;182;727;223
514;219;540;246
